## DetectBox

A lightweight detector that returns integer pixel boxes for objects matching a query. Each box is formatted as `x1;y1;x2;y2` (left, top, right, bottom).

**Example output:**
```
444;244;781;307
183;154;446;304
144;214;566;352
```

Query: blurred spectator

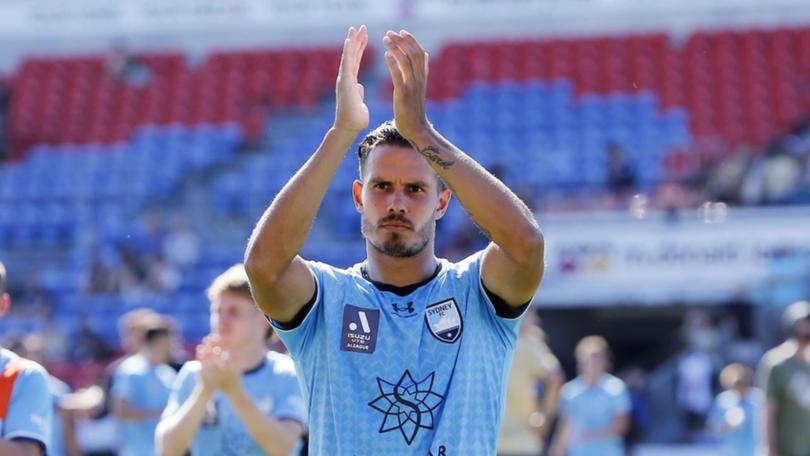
705;145;753;205
619;366;651;452
156;264;306;456
498;310;564;456
76;308;163;456
69;316;113;362
757;300;810;456
11;334;83;456
0;260;53;455
111;321;176;456
606;142;637;203
163;217;201;269
676;310;722;443
550;336;630;456
105;41;151;86
741;146;802;205
707;363;764;456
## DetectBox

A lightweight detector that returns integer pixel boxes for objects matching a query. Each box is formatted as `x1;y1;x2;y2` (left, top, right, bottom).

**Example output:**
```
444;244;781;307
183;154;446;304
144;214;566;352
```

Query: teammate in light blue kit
707;363;764;456
245;26;545;455
0;261;53;456
156;265;306;456
112;321;176;456
551;336;630;456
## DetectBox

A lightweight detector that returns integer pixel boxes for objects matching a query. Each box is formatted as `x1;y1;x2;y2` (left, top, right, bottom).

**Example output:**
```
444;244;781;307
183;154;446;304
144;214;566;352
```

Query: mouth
380;224;411;231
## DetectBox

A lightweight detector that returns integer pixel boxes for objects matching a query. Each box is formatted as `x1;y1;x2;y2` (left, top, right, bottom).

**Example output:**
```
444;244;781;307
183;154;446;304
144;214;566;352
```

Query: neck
364;240;438;287
227;342;267;372
583;372;603;386
140;349;164;366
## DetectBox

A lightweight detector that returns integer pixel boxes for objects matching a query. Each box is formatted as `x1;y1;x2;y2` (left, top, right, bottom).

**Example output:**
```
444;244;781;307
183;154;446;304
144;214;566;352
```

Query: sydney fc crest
425;298;463;343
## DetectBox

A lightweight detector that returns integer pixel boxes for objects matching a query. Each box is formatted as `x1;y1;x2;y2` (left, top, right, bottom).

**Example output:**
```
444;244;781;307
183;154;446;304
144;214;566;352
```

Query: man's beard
362;215;433;258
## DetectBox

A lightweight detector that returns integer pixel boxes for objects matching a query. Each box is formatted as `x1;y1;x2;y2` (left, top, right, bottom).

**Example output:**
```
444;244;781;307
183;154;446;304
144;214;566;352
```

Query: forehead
210;290;256;312
365;144;436;184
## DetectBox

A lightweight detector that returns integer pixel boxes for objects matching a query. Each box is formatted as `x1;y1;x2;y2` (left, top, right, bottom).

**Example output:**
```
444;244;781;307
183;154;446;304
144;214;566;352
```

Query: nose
387;190;407;214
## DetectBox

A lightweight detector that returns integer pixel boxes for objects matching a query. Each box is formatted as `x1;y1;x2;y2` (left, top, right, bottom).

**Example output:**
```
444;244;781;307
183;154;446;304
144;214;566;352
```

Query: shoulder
116;354;149;375
1;349;48;380
306;259;360;282
443;251;485;279
561;377;584;400
177;360;201;376
600;374;628;396
761;342;795;370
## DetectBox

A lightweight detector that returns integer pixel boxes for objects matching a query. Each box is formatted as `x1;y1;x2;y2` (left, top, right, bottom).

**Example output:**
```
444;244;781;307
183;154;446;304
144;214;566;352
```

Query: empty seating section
7;47;349;159
0;124;242;246
2;26;810;351
430;27;810;148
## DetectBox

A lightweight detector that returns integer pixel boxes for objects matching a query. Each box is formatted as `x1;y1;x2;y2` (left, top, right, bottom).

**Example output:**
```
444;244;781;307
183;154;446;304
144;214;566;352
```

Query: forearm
245;127;358;278
408;126;542;262
0;439;41;456
113;399;162;421
225;386;299;456
156;385;213;456
541;374;564;421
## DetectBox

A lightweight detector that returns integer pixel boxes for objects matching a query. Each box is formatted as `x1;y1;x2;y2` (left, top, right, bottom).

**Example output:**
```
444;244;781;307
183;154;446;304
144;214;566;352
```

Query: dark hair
357;120;447;192
143;327;171;345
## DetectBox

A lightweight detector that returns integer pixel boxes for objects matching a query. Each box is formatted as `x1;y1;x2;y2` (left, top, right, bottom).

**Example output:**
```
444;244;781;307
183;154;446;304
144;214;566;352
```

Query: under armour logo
368;370;445;445
392;301;416;317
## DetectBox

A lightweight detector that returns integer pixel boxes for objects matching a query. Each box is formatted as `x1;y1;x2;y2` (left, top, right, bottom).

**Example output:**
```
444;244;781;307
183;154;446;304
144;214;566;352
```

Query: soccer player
758;300;810;456
156;264;306;456
111;318;176;456
0;260;53;456
549;336;630;456
244;26;544;455
707;363;764;456
498;311;564;456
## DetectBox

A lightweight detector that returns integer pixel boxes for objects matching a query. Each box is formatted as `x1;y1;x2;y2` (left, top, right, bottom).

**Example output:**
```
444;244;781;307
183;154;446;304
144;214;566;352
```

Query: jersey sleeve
161;362;198;420
271;260;340;358
4;361;52;451
613;381;632;415
110;364;134;401
465;251;529;348
270;361;308;427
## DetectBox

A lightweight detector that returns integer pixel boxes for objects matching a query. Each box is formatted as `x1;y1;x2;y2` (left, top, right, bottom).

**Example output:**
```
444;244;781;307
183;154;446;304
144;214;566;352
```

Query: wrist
221;379;244;399
194;383;215;400
330;124;364;138
404;123;434;149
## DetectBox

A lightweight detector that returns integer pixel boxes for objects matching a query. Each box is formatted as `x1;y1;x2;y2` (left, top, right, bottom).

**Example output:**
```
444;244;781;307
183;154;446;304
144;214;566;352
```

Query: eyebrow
368;177;431;188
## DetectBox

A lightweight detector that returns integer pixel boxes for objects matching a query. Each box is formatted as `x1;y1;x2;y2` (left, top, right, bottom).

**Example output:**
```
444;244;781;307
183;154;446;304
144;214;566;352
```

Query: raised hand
382;30;430;142
334;25;369;133
196;335;241;395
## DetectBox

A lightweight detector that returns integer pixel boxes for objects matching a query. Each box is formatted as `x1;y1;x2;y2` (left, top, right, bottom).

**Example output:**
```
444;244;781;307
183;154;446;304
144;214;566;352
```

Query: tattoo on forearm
418;145;455;169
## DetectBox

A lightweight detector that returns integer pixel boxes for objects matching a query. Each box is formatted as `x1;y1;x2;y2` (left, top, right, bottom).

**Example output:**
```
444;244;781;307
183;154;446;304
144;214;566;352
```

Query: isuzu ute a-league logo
340;304;380;354
425;298;463;343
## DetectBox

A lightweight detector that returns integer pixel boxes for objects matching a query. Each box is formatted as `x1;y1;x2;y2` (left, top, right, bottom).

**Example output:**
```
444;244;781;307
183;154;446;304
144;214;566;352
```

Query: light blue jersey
0;348;52;453
161;351;306;456
560;374;631;456
48;375;71;456
708;388;765;456
111;353;176;456
272;252;527;455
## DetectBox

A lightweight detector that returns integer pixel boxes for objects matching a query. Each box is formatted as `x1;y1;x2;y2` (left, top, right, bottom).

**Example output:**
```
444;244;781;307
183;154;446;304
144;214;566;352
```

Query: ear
0;294;9;318
352;179;364;213
434;188;452;220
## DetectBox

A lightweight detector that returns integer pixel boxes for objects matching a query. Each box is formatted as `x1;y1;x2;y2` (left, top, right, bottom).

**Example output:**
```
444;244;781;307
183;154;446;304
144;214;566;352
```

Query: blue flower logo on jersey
368;370;445;445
